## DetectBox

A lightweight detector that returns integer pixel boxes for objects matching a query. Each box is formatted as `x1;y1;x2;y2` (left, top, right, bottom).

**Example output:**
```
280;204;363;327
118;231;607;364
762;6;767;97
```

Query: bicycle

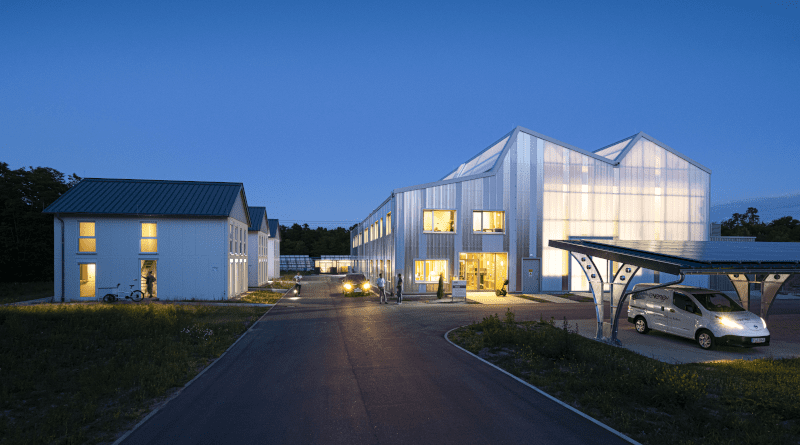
101;280;143;302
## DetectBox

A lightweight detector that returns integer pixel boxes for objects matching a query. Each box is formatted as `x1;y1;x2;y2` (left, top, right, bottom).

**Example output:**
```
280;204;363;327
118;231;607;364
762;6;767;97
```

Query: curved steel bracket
608;264;641;344
761;273;791;321
727;273;752;311
570;252;605;340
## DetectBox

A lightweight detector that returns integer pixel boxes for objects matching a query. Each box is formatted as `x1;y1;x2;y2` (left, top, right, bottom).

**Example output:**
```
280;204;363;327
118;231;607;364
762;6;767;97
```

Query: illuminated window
386;213;391;235
379;218;383;238
414;260;448;282
78;222;96;253
472;211;505;233
140;222;157;253
423;210;455;233
79;263;96;297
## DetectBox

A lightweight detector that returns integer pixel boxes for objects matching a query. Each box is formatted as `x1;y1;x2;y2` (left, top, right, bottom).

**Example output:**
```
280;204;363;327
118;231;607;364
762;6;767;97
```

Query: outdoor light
775;275;781;280
626;268;632;273
587;265;592;270
733;274;739;278
591;274;596;279
620;276;626;281
581;257;586;262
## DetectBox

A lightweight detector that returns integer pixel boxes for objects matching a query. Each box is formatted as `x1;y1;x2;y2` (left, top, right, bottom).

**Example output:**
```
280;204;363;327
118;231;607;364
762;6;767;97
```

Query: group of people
376;273;402;305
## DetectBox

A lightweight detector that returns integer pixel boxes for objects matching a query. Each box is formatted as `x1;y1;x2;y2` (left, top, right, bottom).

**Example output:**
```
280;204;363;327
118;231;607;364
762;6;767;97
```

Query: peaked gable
248;206;269;233
228;190;251;226
268;219;281;240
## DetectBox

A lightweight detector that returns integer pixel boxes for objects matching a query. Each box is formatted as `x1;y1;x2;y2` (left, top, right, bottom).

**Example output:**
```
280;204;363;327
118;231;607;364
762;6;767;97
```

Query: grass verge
516;295;553;303
234;290;285;304
448;309;800;445
0;303;269;445
0;282;53;305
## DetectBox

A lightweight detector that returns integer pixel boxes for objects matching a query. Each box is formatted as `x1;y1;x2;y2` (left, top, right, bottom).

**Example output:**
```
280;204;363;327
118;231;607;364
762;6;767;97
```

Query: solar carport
548;240;800;345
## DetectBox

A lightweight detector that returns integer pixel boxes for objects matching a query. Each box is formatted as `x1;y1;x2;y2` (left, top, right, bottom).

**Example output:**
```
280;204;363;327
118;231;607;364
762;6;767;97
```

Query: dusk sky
2;0;798;228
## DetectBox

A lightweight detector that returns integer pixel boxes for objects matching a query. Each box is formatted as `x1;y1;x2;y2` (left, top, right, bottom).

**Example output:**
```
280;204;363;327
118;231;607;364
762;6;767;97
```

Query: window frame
472;210;506;234
77;221;97;254
140;221;158;254
423;209;457;234
414;259;449;283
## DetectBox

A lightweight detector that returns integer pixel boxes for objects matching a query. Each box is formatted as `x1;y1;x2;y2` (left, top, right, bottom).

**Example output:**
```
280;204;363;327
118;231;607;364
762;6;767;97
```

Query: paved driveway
120;276;633;445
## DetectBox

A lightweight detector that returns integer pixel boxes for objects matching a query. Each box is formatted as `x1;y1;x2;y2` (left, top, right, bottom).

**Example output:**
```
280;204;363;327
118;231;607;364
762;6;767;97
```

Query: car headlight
760;317;767;329
344;283;352;290
718;316;742;329
363;283;371;290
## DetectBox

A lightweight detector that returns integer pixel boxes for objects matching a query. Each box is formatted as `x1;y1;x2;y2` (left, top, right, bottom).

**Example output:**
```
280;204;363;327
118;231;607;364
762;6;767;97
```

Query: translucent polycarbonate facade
352;127;710;294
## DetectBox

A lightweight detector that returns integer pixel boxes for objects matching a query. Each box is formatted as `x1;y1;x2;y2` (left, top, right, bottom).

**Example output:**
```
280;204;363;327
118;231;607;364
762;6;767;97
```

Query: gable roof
43;178;249;220
268;219;281;239
593;132;711;173
248;207;268;232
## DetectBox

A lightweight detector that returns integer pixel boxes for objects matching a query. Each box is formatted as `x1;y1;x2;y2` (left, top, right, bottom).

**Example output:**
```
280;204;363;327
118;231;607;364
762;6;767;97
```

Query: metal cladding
267;219;281;238
352;126;712;293
248;207;267;231
43;178;244;217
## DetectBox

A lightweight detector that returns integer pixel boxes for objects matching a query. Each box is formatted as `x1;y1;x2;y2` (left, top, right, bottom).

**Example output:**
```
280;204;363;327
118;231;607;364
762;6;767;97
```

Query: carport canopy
548;239;800;344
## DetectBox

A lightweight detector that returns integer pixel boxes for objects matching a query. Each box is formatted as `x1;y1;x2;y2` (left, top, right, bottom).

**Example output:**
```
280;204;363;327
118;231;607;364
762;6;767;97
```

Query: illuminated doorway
79;263;96;298
458;253;508;291
140;260;157;298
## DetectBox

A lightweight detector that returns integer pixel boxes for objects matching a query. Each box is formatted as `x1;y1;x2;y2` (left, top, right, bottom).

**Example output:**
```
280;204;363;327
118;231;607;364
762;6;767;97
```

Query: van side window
674;292;700;315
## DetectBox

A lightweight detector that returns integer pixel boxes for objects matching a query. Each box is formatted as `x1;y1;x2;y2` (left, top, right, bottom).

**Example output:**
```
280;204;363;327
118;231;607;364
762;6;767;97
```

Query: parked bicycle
101;280;143;302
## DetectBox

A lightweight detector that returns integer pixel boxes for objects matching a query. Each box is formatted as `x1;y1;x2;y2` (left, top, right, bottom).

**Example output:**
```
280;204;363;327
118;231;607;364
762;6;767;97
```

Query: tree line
720;207;800;241
0;162;81;282
279;223;353;258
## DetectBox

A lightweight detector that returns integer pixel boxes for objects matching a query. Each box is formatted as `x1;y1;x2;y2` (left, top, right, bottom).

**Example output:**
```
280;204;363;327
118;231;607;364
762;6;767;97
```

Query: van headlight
344;283;352;290
718;316;742;329
363;283;371;290
760;317;767;329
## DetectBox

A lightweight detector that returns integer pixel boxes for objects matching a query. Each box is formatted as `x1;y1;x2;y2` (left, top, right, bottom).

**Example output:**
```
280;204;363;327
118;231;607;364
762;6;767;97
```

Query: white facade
247;207;270;287
267;220;281;279
351;127;711;294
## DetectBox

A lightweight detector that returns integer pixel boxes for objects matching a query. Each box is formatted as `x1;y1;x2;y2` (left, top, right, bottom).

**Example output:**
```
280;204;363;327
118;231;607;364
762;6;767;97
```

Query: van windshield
692;292;745;313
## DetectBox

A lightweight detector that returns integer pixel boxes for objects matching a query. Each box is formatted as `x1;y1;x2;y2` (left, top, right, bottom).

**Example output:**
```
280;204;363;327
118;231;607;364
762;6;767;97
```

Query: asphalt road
119;276;636;445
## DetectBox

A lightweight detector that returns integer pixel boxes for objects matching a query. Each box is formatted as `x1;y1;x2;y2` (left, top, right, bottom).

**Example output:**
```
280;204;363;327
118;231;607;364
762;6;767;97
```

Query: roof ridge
83;178;243;186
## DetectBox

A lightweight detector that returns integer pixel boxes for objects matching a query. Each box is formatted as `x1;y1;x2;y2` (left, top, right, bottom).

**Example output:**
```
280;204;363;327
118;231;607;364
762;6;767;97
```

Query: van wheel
696;330;715;350
634;317;649;334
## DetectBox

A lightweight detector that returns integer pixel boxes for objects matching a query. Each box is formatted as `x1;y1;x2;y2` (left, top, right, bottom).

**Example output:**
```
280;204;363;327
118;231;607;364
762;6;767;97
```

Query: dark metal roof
548;239;800;275
268;219;280;238
43;178;244;217
248;207;267;231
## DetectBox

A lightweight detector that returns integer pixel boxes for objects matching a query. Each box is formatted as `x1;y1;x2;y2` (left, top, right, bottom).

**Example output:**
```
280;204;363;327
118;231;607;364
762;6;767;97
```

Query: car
627;283;770;350
341;273;372;297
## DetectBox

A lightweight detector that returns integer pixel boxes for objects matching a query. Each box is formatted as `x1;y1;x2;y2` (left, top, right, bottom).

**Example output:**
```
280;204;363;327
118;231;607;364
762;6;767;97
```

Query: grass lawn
0;302;269;445
235;290;285;304
448;310;800;445
0;282;53;305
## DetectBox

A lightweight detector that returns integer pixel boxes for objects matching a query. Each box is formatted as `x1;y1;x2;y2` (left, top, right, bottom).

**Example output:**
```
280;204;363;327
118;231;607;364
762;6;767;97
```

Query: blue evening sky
2;0;798;228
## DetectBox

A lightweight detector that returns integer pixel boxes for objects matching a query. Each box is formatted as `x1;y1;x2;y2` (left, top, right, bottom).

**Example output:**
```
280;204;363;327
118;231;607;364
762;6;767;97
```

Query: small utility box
452;280;467;301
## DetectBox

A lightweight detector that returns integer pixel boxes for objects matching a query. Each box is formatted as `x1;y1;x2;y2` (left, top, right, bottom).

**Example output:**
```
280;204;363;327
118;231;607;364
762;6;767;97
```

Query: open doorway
79;263;96;298
140;260;157;298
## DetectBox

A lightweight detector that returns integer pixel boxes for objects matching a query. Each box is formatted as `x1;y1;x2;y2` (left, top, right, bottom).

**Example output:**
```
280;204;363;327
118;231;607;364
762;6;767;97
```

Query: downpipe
56;214;65;303
611;273;686;343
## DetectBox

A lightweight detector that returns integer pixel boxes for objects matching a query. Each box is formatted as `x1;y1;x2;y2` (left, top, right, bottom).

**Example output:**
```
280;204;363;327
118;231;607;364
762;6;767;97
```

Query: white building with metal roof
267;219;281;279
247;206;270;287
350;126;711;295
43;178;252;301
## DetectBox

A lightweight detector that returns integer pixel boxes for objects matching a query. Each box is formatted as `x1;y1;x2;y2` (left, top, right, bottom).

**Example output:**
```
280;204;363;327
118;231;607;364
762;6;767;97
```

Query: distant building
267;219;281;279
248;207;270;287
43;178;251;301
351;126;711;294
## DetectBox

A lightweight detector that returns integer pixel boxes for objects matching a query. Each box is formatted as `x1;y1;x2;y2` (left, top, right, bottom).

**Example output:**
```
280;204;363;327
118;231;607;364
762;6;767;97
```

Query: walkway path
120;276;632;445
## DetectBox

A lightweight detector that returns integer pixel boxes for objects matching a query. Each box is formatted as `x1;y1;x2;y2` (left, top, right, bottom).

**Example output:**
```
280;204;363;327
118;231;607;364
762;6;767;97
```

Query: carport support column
727;274;752;311
609;264;640;345
570;252;605;340
760;273;791;322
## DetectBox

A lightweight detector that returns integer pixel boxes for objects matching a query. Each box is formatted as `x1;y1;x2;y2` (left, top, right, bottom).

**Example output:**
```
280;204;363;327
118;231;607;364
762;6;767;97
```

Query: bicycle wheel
130;290;143;302
102;294;115;303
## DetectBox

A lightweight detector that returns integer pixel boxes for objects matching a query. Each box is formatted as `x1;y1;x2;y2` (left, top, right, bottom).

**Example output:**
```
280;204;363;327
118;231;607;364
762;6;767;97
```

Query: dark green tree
279;223;351;257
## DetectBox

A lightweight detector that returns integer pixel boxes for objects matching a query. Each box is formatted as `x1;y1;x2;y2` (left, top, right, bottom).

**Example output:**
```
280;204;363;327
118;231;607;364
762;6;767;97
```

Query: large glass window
423;210;455;233
78;222;96;253
141;222;157;253
458;253;507;291
414;260;448;282
386;213;392;235
472;211;504;233
79;263;96;297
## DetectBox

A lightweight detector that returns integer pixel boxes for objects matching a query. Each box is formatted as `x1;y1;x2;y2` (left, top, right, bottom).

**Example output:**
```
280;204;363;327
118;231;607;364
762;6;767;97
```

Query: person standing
143;271;156;298
294;273;302;293
377;273;387;304
396;273;403;304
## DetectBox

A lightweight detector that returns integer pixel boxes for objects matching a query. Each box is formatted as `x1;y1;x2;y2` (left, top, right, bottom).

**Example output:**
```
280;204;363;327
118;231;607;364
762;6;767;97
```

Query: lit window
141;222;157;253
79;263;96;297
472;211;505;233
78;222;96;252
414;260;448;282
423;210;455;233
379;218;383;238
386;213;391;235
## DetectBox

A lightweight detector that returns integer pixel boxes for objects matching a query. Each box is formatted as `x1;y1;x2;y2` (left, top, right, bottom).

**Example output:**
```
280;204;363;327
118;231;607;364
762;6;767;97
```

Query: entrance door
522;258;541;293
459;253;508;291
79;263;96;298
140;260;157;298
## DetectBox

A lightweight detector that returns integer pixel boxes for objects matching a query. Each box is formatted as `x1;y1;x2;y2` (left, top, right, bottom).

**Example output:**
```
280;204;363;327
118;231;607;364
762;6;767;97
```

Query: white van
627;284;770;350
